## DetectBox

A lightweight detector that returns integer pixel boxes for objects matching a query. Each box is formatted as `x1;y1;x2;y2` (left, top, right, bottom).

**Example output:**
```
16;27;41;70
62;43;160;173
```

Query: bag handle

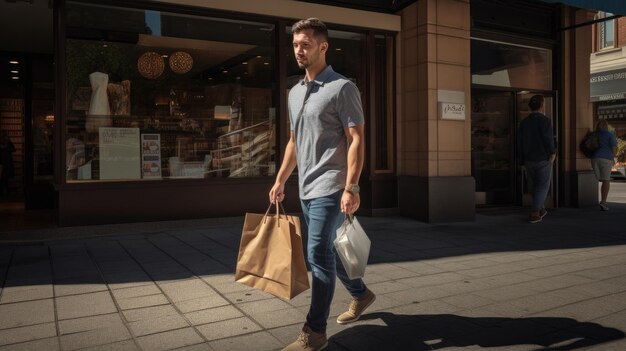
345;213;354;224
262;202;289;226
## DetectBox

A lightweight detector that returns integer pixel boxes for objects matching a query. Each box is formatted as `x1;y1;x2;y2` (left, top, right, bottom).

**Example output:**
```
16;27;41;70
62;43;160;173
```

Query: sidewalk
1;202;625;350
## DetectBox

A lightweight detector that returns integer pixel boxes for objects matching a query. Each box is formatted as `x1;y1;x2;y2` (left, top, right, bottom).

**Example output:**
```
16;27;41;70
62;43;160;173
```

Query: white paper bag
334;215;371;280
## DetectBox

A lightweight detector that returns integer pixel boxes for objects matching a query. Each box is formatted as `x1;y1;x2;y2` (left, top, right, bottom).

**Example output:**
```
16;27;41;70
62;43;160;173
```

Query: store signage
439;102;466;120
590;68;626;102
141;134;162;179
99;127;141;180
598;103;626;121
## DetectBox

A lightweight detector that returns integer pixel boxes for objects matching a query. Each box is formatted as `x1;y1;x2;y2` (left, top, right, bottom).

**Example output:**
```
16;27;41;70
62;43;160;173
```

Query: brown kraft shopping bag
235;203;310;299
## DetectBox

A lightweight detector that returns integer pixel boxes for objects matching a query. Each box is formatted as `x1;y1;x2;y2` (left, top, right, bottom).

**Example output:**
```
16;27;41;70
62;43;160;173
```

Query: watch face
348;184;360;194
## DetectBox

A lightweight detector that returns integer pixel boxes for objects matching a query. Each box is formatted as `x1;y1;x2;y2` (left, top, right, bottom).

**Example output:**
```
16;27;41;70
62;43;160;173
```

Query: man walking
269;18;375;351
518;94;556;223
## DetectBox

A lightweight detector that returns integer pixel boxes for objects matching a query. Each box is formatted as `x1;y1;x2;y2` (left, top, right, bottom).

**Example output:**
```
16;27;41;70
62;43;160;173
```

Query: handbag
235;203;310;300
334;215;371;280
580;131;599;158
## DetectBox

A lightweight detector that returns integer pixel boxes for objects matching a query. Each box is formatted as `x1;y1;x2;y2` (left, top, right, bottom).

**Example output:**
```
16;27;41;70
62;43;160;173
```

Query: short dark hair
528;95;544;111
291;18;328;42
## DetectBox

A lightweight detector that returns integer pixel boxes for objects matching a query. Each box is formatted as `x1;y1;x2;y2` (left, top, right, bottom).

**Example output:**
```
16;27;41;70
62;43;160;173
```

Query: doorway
1;53;56;230
471;89;558;207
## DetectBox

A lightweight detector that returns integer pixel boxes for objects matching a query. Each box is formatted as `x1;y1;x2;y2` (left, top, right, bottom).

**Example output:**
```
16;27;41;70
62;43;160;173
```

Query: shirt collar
300;65;334;86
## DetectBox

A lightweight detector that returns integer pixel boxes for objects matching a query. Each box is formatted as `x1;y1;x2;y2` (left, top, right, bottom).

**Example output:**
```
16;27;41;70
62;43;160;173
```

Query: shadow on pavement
0;204;625;289
329;312;626;350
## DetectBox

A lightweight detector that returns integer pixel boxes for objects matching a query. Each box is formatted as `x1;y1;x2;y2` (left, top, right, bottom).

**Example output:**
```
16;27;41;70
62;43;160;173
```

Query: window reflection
471;39;552;90
65;3;277;182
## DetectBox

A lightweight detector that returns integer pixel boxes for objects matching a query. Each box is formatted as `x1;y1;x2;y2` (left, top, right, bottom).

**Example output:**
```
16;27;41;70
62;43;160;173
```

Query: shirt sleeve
336;82;364;128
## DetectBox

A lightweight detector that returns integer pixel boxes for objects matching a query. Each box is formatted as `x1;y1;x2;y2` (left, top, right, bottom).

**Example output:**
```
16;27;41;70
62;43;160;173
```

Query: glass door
471;91;516;206
516;91;558;208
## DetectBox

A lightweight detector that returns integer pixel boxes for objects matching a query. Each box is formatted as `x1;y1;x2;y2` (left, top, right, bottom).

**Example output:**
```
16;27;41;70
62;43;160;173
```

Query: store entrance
471;89;558;207
1;53;56;230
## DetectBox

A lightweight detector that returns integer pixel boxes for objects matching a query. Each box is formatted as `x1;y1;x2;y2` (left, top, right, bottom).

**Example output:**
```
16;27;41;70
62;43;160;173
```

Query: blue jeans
525;160;552;212
301;190;368;333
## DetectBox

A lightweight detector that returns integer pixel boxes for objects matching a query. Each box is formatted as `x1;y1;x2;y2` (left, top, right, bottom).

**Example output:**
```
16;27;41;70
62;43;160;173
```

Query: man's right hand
269;182;285;204
549;154;556;163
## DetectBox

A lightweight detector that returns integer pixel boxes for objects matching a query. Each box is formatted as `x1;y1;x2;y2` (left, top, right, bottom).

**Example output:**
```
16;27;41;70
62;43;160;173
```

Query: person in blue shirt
592;119;617;211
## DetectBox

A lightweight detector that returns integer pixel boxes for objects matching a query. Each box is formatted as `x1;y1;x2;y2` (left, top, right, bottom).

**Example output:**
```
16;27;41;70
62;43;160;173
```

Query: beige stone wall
399;0;471;178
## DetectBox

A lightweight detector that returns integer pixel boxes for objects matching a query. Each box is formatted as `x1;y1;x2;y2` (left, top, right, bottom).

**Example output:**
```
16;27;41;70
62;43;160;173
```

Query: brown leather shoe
529;211;542;223
282;325;328;351
336;289;376;324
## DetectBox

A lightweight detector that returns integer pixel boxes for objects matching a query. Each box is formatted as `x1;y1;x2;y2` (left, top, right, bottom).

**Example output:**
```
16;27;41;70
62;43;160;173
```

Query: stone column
562;8;598;207
398;0;474;222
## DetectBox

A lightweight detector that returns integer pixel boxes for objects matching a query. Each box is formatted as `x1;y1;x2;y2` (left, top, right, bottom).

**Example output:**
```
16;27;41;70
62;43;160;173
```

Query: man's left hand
341;191;360;214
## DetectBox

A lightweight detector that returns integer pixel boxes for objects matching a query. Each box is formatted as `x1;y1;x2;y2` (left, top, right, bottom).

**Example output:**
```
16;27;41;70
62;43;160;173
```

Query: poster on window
141;134;162;179
99;127;141;180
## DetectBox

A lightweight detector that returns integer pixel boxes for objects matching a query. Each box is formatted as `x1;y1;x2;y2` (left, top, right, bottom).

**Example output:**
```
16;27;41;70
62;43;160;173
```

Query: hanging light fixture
169;51;193;74
137;52;164;79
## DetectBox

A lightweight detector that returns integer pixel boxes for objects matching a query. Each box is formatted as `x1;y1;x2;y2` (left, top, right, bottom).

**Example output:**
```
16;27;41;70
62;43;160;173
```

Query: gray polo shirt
288;65;364;200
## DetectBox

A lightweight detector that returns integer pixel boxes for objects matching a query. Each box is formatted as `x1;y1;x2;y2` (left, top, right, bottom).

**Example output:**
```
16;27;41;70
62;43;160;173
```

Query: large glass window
471;39;552;90
373;34;394;172
597;12;615;50
65;3;277;182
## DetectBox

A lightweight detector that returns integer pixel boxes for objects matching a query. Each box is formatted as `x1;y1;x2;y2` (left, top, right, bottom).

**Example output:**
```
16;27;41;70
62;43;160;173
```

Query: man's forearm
345;131;364;186
275;140;297;185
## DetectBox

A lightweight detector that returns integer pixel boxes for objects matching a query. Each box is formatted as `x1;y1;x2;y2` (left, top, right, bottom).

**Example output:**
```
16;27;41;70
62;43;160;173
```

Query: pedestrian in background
269;18;375;351
518;95;556;223
592;118;617;211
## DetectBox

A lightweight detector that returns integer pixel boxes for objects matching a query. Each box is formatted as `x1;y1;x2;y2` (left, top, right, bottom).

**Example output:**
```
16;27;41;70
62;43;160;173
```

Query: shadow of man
328;312;625;350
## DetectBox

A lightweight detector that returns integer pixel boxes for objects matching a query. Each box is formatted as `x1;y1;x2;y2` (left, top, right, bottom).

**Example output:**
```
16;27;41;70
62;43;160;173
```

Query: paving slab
115;293;170;311
195;317;262;341
158;279;218;303
208;331;283;351
136;327;204;351
0;299;54;329
0;322;56;346
77;339;140;351
0;337;60;351
0;284;54;303
174;295;230;313
127;314;189;337
56;291;117;320
185;305;243;326
59;323;131;351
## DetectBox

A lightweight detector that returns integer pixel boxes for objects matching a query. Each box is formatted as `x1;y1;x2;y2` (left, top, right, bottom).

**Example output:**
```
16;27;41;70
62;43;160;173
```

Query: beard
296;59;308;69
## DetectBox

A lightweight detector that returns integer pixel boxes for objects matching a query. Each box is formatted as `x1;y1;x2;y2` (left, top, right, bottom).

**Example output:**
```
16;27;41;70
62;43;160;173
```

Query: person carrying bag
235;203;310;300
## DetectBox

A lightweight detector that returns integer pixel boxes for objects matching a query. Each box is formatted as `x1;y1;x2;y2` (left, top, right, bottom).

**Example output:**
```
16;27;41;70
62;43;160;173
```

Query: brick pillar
397;0;474;222
562;8;598;207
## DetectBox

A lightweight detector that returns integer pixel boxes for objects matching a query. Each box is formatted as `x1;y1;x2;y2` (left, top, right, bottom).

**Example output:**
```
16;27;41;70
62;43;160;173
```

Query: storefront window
471;39;552;90
374;34;394;172
65;2;277;182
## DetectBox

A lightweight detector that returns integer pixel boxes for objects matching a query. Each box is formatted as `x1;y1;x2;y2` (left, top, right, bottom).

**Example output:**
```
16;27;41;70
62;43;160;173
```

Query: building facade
0;0;618;226
590;13;626;141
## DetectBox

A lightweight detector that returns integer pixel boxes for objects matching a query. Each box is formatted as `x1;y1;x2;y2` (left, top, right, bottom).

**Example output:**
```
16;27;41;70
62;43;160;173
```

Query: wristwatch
345;184;360;195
